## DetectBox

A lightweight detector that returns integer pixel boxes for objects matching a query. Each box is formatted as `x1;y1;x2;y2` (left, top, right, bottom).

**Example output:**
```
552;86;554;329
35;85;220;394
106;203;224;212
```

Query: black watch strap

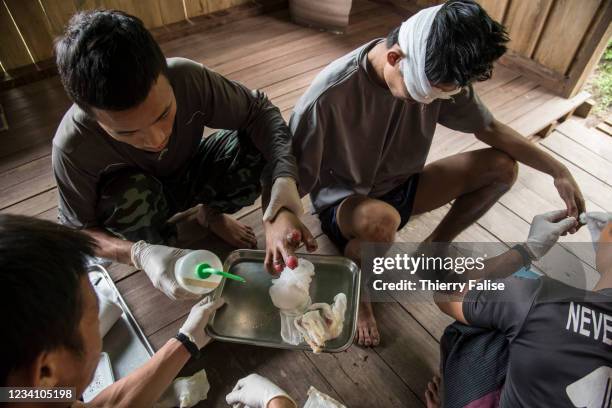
175;332;200;359
512;244;534;268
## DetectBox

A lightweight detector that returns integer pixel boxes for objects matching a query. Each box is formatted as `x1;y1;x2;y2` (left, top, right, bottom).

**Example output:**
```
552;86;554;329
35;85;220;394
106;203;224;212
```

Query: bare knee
351;204;400;243
488;150;518;189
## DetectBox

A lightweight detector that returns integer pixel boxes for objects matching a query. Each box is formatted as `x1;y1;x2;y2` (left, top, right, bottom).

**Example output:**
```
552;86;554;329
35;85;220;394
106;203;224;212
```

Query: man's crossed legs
320;148;519;346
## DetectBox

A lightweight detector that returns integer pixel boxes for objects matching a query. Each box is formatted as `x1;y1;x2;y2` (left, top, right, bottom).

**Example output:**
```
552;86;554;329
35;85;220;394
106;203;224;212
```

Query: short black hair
0;215;96;385
55;9;168;112
386;0;508;87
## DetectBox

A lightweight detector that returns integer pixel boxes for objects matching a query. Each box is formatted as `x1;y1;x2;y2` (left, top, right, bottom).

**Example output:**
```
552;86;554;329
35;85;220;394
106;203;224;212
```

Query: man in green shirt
52;10;316;299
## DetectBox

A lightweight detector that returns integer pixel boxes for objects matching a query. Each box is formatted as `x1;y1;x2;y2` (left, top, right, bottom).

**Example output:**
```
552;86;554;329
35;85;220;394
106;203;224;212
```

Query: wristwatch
174;332;200;359
512;244;536;268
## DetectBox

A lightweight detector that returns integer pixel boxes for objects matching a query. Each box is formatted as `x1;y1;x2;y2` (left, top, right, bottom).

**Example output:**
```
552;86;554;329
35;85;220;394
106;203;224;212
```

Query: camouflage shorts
96;129;266;244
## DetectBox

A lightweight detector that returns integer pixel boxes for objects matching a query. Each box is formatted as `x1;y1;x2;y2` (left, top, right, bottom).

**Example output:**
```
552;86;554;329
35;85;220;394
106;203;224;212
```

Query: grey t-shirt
289;39;493;213
52;57;297;228
464;276;612;407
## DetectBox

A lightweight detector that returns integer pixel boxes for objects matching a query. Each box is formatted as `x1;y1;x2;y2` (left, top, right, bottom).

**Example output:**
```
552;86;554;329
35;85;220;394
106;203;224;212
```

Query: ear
33;350;63;387
386;50;402;67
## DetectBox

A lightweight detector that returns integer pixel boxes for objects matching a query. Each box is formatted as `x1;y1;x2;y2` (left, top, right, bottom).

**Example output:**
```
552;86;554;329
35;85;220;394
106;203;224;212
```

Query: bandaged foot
356;301;380;347
199;206;257;249
155;369;210;408
294;293;347;353
580;212;611;250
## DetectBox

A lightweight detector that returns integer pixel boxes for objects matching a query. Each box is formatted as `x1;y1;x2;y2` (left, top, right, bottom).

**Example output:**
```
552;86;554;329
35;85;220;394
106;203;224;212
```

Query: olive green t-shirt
52;57;297;228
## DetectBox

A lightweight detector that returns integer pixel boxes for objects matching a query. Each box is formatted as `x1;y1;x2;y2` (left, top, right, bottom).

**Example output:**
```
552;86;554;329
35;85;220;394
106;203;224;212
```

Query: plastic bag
155;369;210;408
303;386;347;408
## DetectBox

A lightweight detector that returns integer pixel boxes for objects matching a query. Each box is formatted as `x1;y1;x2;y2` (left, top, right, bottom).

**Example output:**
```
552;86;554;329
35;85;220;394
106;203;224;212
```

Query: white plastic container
174;250;224;296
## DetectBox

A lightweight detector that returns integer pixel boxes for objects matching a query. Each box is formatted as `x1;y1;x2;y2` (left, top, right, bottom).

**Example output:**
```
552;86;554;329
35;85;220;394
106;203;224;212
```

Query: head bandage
398;4;461;104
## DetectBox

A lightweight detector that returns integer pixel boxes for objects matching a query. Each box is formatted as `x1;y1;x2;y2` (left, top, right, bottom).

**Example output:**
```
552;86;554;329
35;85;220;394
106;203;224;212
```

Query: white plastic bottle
174;250;224;296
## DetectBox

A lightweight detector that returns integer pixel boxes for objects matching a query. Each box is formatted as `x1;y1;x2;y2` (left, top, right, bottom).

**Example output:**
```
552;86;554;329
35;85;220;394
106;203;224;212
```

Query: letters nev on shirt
566;302;612;346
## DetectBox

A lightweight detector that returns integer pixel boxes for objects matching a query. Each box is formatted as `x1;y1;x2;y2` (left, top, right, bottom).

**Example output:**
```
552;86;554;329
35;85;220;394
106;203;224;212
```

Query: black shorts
318;173;420;252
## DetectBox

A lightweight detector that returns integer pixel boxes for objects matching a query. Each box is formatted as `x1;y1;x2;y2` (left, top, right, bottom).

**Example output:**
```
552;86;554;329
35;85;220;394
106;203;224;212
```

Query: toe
371;328;380;346
356;327;365;346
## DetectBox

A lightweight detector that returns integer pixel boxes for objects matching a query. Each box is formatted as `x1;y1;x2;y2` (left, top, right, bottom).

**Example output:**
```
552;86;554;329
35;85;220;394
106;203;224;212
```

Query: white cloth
226;373;296;408
398;4;461;104
580;211;611;250
263;177;304;222
303;386;347;408
155;369;210;408
269;258;315;312
294;293;347;354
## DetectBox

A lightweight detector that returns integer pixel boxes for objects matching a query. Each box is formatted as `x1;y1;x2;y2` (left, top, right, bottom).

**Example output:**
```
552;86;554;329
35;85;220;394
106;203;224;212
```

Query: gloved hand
525;210;577;260
263;177;304;222
131;241;199;300
179;296;225;349
580;211;611;246
225;374;296;408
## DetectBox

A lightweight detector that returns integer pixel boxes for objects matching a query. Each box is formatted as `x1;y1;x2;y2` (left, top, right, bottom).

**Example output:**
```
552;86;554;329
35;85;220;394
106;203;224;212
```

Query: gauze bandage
398;4;461;104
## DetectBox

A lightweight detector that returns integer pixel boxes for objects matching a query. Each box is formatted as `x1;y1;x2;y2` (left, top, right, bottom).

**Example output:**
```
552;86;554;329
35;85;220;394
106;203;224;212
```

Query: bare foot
425;375;441;408
356;301;380;347
198;207;257;248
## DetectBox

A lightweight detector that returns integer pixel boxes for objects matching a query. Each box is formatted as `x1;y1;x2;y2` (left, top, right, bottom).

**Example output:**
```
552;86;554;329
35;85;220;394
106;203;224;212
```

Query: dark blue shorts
318;173;420;252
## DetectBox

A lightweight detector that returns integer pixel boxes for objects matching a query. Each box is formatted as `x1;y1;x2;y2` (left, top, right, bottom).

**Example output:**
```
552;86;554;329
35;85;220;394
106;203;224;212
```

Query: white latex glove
225;374;296;408
525;210;577;260
131;241;198;300
263;177;304;222
580;211;611;247
179;296;225;349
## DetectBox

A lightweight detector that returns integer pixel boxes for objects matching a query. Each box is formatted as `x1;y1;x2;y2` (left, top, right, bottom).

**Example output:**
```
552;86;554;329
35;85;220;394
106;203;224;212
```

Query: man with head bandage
289;0;585;347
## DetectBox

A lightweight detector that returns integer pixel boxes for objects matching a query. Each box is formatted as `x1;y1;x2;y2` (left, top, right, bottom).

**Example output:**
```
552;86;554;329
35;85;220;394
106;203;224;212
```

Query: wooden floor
1;2;611;407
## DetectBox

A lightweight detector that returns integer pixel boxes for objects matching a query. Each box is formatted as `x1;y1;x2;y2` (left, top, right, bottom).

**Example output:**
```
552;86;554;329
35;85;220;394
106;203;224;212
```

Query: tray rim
206;249;361;353
89;264;155;357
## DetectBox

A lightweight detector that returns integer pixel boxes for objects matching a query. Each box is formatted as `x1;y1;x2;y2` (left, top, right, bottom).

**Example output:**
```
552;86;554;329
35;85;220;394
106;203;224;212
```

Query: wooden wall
379;0;612;97
0;0;251;72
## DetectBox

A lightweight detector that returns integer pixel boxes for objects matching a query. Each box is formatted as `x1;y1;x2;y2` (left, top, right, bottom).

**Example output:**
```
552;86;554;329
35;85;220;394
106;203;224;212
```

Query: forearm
463;247;525;281
477;119;568;177
87;339;190;408
434;247;524;322
246;91;298;183
269;396;297;408
82;227;133;265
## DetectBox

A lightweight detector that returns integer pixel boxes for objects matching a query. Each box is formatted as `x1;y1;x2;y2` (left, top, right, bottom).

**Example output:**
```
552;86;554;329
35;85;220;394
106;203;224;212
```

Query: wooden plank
157;0;186;25
0;0;33;70
39;0;77;37
597;122;612;137
533;0;602;74
0;155;55;210
0;188;57;217
373;301;440;404
556;118;612;160
183;0;209;19
561;1;612;97
504;0;553;57
209;7;392;76
306;346;424;407
4;0;54;63
510;91;591;137
476;0;508;22
540;131;612;185
498;49;566;94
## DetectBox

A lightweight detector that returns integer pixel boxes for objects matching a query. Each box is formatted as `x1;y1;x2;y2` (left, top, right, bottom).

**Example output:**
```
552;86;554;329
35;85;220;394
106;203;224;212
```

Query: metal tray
206;250;360;352
88;265;154;381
